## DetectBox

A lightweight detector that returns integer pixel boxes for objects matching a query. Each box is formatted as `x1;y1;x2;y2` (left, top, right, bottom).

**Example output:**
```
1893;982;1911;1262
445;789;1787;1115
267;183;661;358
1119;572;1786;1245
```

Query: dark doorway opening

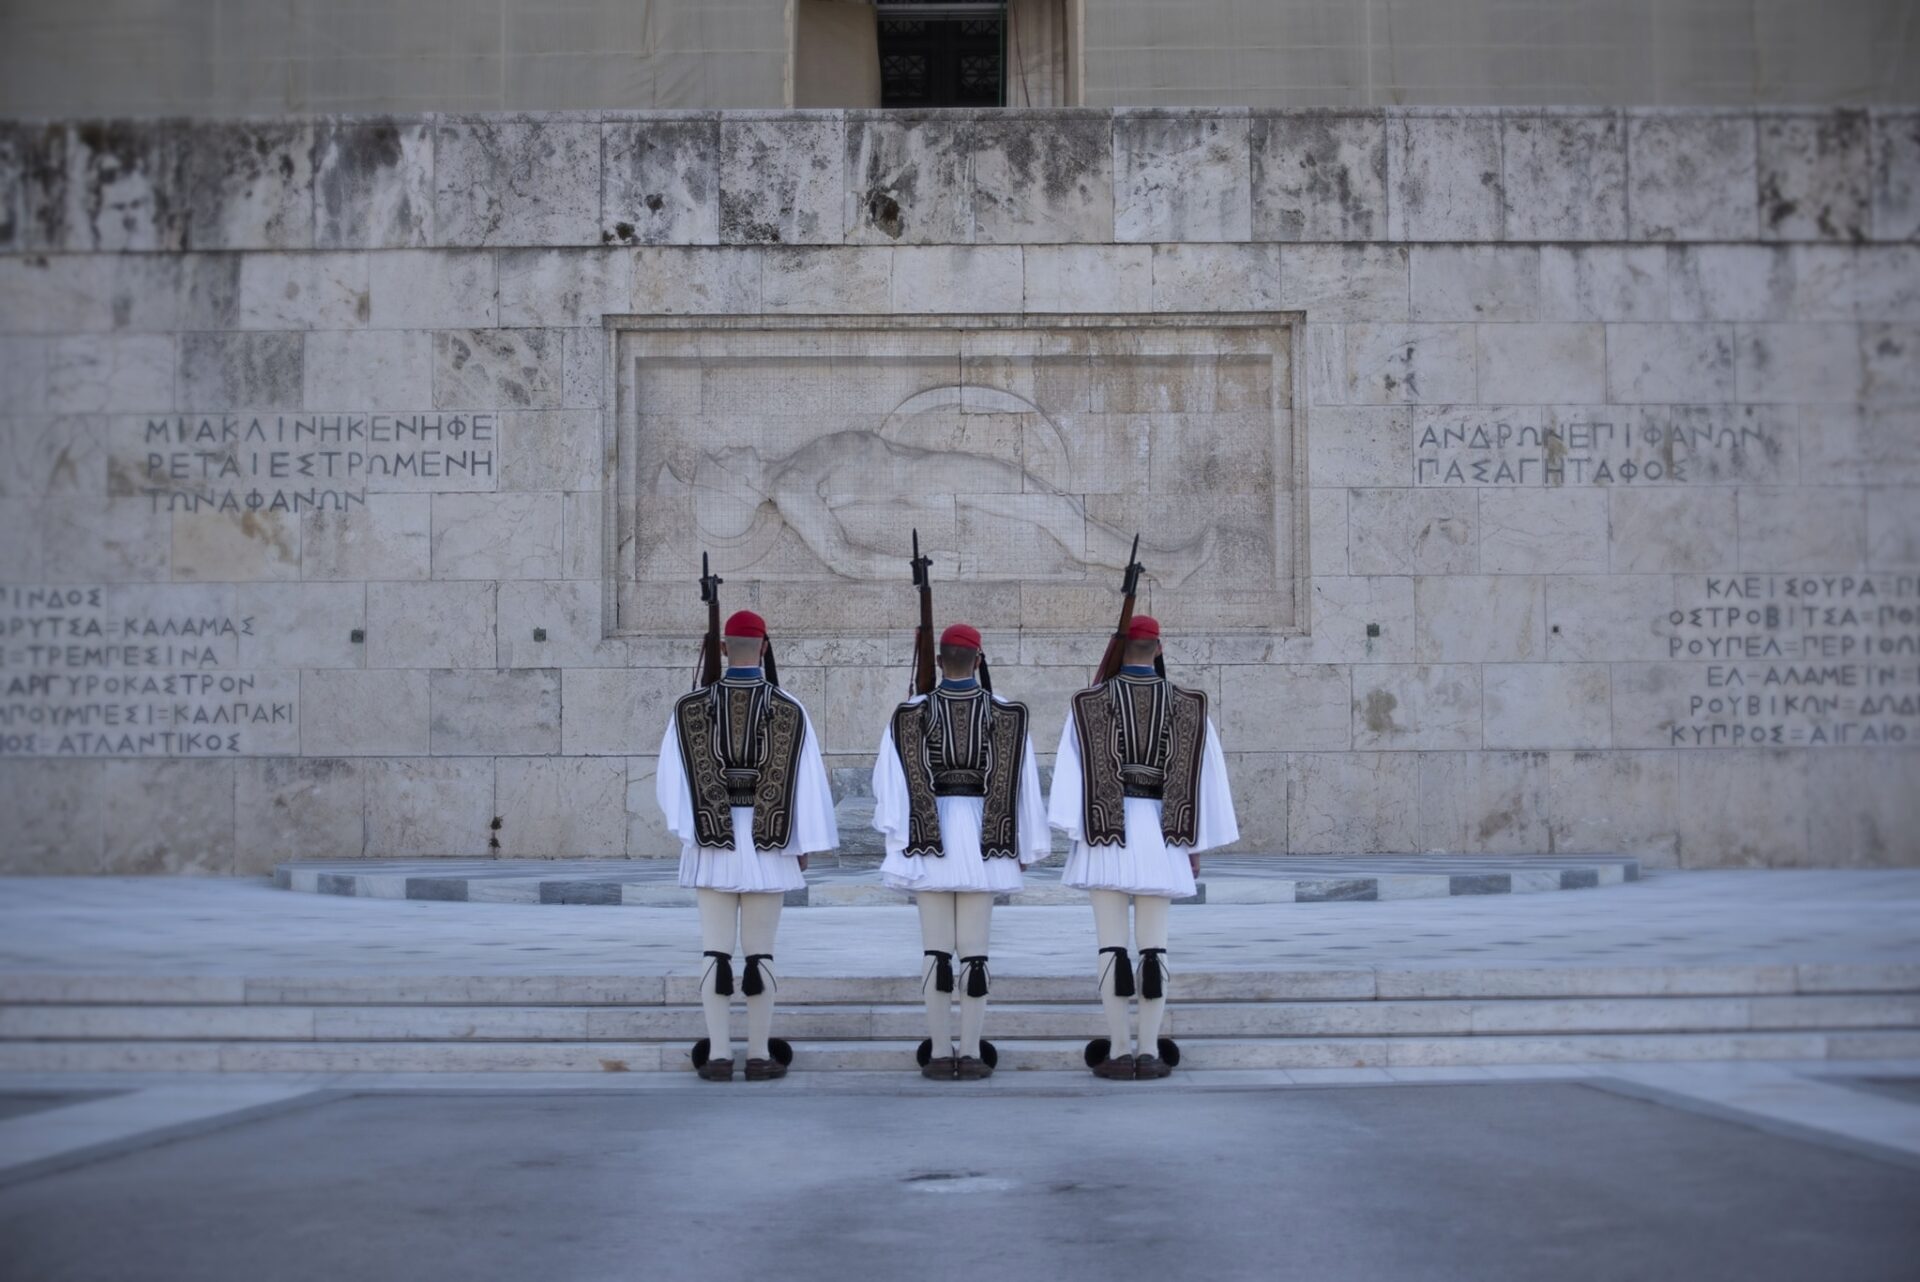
877;2;1006;108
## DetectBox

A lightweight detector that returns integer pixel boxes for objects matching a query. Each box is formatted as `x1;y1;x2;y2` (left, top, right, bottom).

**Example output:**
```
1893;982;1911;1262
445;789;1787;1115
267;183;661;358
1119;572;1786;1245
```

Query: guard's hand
798;853;809;873
1189;853;1201;878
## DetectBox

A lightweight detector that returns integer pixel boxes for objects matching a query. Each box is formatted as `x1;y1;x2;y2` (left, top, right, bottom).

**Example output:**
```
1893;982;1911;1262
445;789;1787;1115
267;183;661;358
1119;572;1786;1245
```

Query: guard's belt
931;768;987;797
723;767;760;806
1119;763;1166;799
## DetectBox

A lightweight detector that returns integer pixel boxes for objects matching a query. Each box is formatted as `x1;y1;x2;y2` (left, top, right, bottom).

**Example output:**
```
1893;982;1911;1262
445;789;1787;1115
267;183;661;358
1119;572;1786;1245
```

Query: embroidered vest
1069;674;1207;848
674;676;807;852
891;689;1029;860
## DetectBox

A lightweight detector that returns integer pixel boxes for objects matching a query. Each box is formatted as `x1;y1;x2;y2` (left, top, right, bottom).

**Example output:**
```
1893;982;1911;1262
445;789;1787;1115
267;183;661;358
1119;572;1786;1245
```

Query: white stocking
696;888;739;1058
955;892;993;1059
1135;894;1171;1051
739;892;783;1061
1090;888;1134;1051
916;891;956;1055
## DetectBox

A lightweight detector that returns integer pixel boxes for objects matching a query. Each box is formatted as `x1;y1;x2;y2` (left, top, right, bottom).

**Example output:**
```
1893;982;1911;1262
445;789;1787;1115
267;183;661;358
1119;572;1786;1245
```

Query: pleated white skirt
879;796;1027;893
1060;797;1197;898
677;807;808;893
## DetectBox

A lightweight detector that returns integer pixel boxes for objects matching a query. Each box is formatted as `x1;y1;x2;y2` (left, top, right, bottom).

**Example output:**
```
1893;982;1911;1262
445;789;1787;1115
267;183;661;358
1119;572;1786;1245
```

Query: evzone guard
872;533;1048;1080
1048;540;1240;1080
655;556;837;1082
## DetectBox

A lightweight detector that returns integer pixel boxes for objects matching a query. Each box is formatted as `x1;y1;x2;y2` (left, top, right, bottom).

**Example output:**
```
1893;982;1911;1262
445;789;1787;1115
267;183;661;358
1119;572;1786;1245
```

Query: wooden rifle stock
696;551;723;690
1091;534;1144;686
909;529;935;696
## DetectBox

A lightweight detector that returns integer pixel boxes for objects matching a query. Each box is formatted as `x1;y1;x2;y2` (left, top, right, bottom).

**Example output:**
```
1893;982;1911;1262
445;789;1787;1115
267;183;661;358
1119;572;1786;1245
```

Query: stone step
4;1030;1919;1074
4;994;1916;1042
5;963;1916;1006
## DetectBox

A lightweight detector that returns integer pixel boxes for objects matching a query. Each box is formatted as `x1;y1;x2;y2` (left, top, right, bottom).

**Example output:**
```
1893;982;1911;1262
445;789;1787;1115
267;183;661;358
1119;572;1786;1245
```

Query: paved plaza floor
1;1073;1917;1282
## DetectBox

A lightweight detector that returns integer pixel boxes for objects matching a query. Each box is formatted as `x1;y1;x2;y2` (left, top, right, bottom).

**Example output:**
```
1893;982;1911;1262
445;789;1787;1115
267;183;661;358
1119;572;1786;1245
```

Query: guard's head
938;622;983;680
720;610;768;666
1123;615;1162;665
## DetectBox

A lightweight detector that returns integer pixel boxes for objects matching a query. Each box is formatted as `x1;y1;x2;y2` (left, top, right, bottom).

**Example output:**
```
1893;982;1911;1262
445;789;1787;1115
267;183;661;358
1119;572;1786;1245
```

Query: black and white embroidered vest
674;675;807;852
1069;673;1207;848
891;688;1029;860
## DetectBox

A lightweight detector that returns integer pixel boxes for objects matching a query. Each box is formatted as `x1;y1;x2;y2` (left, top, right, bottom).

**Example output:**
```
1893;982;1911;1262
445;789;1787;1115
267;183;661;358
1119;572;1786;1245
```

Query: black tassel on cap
960;955;990;999
1139;947;1167;1001
1100;946;1135;998
978;653;993;693
743;953;774;997
764;641;780;688
703;950;734;996
925;949;955;994
1154;653;1167;678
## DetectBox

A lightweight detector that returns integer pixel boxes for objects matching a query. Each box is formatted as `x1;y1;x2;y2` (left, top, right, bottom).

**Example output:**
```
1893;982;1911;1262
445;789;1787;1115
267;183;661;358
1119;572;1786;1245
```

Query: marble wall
1;107;1917;871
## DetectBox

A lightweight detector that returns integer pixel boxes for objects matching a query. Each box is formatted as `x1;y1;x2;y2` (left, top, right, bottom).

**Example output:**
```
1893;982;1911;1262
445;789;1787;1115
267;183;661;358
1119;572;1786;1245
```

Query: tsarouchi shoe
1132;1052;1172;1079
744;1057;788;1081
696;1058;734;1082
954;1055;993;1080
1091;1052;1137;1081
922;1056;958;1080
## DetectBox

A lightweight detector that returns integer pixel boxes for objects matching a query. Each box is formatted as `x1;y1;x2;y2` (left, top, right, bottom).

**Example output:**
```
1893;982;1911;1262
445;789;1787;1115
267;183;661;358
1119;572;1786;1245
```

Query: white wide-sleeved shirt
655;692;839;894
1047;703;1238;898
871;691;1050;893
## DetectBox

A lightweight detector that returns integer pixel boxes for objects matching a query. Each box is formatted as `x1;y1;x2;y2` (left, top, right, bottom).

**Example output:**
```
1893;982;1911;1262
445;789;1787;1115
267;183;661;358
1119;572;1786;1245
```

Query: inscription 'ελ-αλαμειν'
1656;575;1920;747
0;586;296;758
127;414;497;514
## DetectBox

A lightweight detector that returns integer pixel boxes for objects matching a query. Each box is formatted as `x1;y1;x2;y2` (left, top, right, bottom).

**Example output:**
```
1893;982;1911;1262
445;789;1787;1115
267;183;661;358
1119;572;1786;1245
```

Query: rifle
695;551;723;690
909;529;935;696
1091;534;1144;686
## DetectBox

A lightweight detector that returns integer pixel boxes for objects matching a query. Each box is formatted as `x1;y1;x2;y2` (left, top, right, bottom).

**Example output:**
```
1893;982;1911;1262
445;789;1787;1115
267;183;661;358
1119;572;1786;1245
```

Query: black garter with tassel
743;953;774;997
960;955;990;999
1100;945;1135;998
924;949;955;994
1138;947;1167;1001
703;950;734;996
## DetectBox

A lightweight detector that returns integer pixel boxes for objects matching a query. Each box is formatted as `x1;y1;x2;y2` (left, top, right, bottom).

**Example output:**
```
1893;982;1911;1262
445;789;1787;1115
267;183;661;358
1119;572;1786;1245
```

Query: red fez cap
1126;615;1161;641
939;622;982;650
723;610;767;639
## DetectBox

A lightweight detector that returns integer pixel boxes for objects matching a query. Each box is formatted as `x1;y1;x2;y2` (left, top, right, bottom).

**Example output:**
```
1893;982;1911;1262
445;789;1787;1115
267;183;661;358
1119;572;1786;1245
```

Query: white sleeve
1046;710;1085;842
1017;733;1050;863
1191;717;1240;853
654;713;696;845
870;717;911;857
791;706;839;854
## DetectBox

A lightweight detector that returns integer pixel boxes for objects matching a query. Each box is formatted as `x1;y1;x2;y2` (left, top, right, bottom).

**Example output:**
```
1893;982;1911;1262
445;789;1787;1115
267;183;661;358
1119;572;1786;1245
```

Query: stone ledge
271;854;1641;908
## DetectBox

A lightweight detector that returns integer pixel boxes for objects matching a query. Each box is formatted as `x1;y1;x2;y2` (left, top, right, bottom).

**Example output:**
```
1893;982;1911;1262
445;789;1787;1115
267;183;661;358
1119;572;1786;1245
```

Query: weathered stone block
1870;111;1920;242
304;329;433;405
178;332;303;411
1224;752;1288;852
0;760;103;872
1476;323;1606;403
1758;111;1871;243
559;666;685;755
1608;488;1737;573
1544;575;1676;661
364;757;494;857
1501;114;1627;242
1417;750;1549;853
1309;486;1347;575
434;118;600;247
501;409;603;493
495;756;627;856
1675;750;1809;866
301;492;432;581
368;250;497;329
1307;575;1416;663
1348;488;1476;576
842;114;973;245
631;246;763;314
1148;244;1280;311
1483;663;1611;750
1280;245;1409;323
235;582;366;668
1864;323;1920;401
602;118;720;246
302;669;430;756
1605;323;1736;403
762;247;891;313
180;122;314;251
1220;665;1351;751
1479;489;1609;574
433;328;563;409
429;668;560;755
1735;323;1865;403
1410;247;1539;322
1251;112;1387;242
562;490;603;580
1539;247;1667;322
366;580;496;668
1386;114;1503;242
99;760;235;874
431;492;564;579
625;756;675;855
971;114;1112;244
496;579;626;668
171;509;300;581
1547;750;1680;863
237;253;370;331
1288;752;1419;853
41;121;188;252
1806;751;1920;866
1114;112;1251;242
314;121;434;250
1352;664;1482;750
1343;323;1475;404
1867;487;1920;569
1667;244;1856;323
235;759;365;868
718;116;844;245
1021;244;1150;312
1414;575;1544;663
498;249;632;327
37;497;168;581
889;246;1022;313
1735;486;1868;571
46;335;173;413
1308;406;1410;488
1627;114;1760;241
